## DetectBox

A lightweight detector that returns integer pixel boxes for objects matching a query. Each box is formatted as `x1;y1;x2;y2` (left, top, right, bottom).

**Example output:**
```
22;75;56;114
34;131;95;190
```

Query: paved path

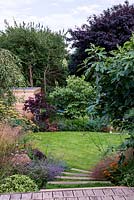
0;187;134;200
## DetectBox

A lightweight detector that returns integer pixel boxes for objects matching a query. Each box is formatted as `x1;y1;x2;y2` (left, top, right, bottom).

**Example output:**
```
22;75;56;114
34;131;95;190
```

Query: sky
0;0;134;32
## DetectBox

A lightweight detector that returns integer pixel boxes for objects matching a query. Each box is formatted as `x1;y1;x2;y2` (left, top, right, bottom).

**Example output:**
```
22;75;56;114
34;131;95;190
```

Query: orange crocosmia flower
110;162;118;169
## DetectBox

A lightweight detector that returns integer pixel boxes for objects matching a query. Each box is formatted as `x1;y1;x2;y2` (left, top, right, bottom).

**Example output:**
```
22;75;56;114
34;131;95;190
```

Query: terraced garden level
28;131;127;170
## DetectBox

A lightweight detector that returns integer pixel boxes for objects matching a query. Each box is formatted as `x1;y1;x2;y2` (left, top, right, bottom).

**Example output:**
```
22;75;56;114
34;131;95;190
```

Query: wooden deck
0;187;134;200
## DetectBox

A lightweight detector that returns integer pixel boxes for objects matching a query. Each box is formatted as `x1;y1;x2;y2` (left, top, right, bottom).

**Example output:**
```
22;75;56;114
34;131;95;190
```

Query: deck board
0;187;134;199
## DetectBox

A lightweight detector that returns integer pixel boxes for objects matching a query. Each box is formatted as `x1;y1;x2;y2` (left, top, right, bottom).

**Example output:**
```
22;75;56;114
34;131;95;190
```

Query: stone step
62;172;90;177
70;168;89;174
47;180;111;185
56;176;107;181
55;176;91;180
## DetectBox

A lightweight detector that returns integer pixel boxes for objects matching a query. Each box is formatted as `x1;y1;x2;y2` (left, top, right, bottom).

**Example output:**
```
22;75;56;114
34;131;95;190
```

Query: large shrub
57;117;107;132
0;101;38;131
68;1;134;75
23;93;56;131
49;75;95;119
0;175;38;193
0;49;25;104
58;117;89;131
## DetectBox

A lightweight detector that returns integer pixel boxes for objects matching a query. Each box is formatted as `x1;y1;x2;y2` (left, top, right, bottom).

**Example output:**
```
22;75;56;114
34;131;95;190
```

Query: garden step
62;172;90;177
70;168;89;174
55;176;91;180
56;176;107;181
47;180;111;185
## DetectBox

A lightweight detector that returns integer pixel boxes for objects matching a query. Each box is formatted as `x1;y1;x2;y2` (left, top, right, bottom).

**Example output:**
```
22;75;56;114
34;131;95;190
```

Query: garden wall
13;87;41;118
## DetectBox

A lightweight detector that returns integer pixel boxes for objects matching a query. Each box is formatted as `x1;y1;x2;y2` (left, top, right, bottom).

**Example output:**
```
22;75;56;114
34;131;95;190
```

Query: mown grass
28;131;127;170
46;182;114;189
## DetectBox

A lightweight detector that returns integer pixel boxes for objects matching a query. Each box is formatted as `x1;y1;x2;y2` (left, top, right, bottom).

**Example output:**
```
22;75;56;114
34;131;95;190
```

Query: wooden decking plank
0;187;134;200
125;195;134;200
0;195;10;200
54;198;77;200
54;198;66;200
78;197;90;200
112;189;125;196
82;189;94;196
63;190;74;197
121;188;134;195
32;192;43;199
102;188;115;196
10;193;21;200
89;196;102;200
21;192;32;199
73;190;84;197
43;191;53;198
112;196;126;200
53;191;63;198
101;196;113;200
93;189;105;196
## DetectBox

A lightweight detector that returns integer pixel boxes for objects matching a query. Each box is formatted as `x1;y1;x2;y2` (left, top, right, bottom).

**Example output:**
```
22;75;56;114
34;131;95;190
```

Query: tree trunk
44;65;49;94
29;64;33;87
44;69;47;94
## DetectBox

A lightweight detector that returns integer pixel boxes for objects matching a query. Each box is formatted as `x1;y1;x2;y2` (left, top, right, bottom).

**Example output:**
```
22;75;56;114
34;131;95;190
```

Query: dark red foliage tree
68;1;134;75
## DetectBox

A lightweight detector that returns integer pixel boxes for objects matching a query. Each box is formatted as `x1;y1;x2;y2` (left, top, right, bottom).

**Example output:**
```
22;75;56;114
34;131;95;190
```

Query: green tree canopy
0;21;67;91
85;36;134;121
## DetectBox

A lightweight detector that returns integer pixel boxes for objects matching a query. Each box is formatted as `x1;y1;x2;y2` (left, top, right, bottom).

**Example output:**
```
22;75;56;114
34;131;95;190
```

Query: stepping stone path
48;168;111;186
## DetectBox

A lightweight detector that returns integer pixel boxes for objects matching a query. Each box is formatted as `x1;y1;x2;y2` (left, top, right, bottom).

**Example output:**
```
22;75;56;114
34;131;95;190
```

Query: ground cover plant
0;175;38;193
28;131;126;170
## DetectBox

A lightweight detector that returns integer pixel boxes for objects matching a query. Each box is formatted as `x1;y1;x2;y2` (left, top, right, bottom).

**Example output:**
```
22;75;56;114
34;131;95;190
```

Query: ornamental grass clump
91;154;119;180
0;123;21;180
0;123;20;165
91;147;134;186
